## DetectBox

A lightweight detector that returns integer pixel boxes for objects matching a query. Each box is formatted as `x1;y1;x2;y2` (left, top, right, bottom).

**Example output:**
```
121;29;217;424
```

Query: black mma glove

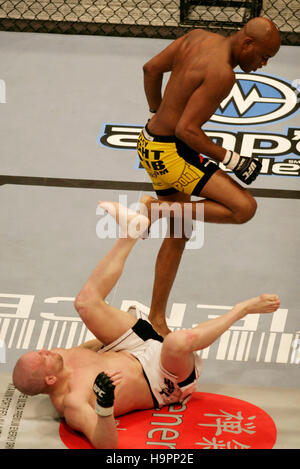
222;150;262;185
93;372;115;417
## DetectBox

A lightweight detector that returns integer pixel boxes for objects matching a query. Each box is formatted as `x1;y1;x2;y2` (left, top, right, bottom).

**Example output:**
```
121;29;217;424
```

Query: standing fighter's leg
144;192;191;337
161;294;280;382
74;202;149;345
141;171;257;337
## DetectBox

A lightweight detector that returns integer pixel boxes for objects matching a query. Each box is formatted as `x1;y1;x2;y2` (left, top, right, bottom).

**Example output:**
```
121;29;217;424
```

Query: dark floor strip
1;175;300;199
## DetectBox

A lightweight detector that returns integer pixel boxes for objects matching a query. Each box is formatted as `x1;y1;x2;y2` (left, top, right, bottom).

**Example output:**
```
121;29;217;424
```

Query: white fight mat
0;373;65;449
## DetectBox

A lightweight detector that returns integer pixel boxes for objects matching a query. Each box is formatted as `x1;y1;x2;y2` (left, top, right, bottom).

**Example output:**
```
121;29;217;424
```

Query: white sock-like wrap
95;400;114;417
221;150;262;185
222;150;241;170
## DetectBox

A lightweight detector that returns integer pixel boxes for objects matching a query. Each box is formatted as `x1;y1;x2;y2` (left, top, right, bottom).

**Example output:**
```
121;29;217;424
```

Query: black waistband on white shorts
133;319;196;409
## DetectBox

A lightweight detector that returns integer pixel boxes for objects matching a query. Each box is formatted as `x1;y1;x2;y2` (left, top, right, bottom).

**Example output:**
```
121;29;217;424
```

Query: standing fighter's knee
167;226;192;248
166;213;193;242
170;235;189;250
233;196;257;224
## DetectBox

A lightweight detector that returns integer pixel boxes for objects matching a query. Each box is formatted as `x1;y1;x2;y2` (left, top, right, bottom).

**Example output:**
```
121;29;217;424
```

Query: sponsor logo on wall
97;73;300;178
1;294;299;366
59;392;278;449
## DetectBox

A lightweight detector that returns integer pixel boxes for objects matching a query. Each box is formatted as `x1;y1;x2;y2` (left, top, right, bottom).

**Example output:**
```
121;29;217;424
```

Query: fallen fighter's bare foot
234;294;280;318
139;195;157;219
139;195;158;239
98;201;150;239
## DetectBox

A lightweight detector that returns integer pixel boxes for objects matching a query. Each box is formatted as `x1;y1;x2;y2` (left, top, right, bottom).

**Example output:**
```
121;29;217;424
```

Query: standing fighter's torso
50;348;154;418
148;29;234;136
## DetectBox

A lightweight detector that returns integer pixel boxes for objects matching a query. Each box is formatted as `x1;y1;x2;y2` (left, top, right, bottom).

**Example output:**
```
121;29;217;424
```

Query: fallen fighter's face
36;349;64;373
13;349;65;395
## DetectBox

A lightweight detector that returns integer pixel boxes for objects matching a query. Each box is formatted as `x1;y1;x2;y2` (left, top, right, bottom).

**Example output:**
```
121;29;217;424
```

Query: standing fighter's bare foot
233;294;280;318
149;318;172;338
98;201;150;239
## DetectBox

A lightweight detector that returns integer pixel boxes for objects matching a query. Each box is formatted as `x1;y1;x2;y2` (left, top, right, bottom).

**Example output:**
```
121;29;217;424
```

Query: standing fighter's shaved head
230;17;281;72
244;17;280;41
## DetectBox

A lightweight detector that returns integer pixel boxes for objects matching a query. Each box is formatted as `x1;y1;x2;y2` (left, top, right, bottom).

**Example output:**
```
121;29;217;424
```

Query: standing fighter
137;17;281;336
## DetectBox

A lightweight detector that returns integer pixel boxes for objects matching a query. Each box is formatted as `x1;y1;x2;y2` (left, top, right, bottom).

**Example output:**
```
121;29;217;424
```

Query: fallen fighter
12;201;280;449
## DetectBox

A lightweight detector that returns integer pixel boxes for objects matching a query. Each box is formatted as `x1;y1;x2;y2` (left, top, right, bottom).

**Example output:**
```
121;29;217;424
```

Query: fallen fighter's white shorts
98;307;202;409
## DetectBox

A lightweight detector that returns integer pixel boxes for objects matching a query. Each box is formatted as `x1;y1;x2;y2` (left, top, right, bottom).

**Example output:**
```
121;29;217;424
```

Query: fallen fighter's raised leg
74;202;149;345
160;294;281;383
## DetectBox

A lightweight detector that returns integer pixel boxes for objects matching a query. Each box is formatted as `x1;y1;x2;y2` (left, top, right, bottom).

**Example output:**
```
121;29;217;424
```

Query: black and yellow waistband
142;124;176;143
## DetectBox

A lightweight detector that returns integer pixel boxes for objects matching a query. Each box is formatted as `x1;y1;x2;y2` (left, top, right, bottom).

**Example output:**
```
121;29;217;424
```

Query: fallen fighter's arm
76;338;103;352
65;337;102;352
63;372;121;449
64;400;118;449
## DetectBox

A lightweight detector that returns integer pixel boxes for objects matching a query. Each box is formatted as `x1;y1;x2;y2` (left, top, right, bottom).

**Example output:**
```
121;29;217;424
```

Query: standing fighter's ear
242;37;255;52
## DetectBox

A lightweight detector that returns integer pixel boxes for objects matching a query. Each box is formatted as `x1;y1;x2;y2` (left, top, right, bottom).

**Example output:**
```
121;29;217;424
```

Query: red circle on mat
59;392;277;449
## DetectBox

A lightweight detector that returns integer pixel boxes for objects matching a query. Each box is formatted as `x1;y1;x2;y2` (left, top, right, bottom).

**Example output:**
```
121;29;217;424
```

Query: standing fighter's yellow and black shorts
137;125;220;196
